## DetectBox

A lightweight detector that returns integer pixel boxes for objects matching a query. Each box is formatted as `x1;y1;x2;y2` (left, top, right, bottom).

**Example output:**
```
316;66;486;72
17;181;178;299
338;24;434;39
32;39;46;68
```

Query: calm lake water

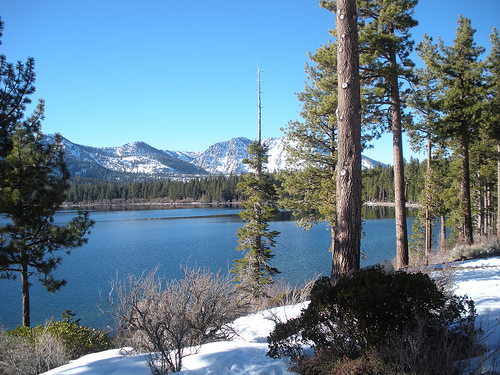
0;206;414;330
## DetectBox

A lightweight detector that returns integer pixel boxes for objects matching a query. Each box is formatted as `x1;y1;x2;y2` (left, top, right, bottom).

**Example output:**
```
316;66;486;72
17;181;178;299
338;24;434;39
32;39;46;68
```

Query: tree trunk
393;109;408;269
388;83;408;268
497;142;500;237
425;136;432;264
384;24;408;270
21;262;30;327
331;0;361;285
461;132;474;245
440;215;448;252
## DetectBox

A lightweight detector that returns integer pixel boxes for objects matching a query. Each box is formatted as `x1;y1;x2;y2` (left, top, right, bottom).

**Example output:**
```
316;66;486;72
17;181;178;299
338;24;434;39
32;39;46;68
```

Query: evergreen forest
65;158;425;205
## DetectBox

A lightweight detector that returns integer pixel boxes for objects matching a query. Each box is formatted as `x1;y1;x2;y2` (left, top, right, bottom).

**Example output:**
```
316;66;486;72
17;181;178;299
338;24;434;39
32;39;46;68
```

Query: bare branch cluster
103;265;248;374
0;325;69;375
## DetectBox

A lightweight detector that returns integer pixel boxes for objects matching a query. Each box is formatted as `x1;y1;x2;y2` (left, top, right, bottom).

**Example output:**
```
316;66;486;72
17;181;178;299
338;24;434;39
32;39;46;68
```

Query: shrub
299;348;396;375
447;239;500;262
267;268;480;374
0;324;69;375
250;276;318;312
104;265;248;375
8;315;113;360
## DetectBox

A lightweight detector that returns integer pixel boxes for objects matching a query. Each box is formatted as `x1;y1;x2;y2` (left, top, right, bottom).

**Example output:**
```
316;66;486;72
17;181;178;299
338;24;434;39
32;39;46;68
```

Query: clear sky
1;0;498;165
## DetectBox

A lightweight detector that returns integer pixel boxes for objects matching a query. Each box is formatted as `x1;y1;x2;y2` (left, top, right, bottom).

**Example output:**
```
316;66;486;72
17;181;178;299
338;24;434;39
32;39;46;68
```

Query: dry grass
249;275;318;312
0;325;69;375
447;236;500;263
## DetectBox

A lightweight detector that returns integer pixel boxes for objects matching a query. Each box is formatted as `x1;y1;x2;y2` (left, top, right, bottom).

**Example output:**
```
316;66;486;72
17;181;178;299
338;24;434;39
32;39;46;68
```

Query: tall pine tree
232;69;279;298
408;34;442;260
357;0;418;269
432;16;486;245
0;101;94;326
281;41;339;231
486;28;500;236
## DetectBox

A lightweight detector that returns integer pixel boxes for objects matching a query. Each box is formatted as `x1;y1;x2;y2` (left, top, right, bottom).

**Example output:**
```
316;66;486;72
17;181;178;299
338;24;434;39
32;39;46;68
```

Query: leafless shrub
103;265;248;375
389;313;480;375
469;316;500;374
32;328;70;373
0;325;69;375
250;275;318;312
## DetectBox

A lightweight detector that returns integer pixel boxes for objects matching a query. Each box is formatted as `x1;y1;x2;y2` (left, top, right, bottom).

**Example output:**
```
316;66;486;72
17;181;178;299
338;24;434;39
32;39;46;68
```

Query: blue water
0;207;412;330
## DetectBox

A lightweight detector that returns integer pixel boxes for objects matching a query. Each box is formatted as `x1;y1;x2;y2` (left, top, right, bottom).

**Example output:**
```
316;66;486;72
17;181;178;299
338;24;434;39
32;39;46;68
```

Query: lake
0;206;414;330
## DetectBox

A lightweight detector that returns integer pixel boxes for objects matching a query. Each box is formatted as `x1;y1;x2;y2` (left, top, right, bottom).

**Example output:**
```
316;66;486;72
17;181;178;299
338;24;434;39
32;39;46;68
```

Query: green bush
1;325;68;375
8;316;113;360
267;268;480;374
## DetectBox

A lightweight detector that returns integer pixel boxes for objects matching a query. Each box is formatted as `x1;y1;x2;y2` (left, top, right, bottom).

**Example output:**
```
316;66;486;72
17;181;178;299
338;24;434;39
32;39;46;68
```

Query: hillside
52;135;384;180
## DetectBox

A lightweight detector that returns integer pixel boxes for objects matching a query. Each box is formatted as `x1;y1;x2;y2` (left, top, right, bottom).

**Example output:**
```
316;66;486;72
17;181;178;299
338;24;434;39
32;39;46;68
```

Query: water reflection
273;205;419;222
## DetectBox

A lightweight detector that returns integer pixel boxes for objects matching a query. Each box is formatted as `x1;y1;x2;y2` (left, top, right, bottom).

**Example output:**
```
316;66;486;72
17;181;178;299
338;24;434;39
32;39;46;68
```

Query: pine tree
408;34;442;260
232;70;280;298
320;0;418;269
357;0;418;269
432;16;486;245
281;41;338;230
232;142;280;297
0;21;94;326
0;101;94;326
486;28;500;236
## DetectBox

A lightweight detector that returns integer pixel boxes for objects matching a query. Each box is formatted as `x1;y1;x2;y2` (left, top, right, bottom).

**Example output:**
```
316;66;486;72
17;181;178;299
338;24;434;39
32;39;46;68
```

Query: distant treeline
65;158;426;205
66;175;247;204
362;158;425;204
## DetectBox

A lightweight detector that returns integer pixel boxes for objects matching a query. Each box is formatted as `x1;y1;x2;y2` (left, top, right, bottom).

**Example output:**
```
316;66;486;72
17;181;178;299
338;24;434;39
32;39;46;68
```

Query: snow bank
43;303;307;375
43;258;500;375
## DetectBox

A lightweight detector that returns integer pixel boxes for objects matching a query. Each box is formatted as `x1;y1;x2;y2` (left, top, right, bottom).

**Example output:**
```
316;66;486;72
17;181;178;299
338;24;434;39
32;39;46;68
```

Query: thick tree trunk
21;262;30;327
461;132;474;245
331;0;361;285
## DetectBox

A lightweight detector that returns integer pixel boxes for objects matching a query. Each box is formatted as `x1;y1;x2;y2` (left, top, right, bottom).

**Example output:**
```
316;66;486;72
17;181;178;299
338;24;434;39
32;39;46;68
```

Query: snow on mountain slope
189;137;288;174
192;137;251;174
59;138;207;179
263;137;289;172
56;135;384;180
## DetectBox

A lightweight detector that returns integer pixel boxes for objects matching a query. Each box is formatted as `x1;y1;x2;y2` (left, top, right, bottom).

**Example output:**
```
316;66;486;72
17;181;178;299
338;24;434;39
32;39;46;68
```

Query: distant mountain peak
55;135;384;181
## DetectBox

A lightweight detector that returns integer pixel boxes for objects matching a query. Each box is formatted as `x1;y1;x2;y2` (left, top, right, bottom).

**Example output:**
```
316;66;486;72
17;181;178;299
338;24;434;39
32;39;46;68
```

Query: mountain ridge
52;135;384;180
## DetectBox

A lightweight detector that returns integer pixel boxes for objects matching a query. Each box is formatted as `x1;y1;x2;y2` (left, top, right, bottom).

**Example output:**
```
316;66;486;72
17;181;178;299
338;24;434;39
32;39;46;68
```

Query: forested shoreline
63;160;425;207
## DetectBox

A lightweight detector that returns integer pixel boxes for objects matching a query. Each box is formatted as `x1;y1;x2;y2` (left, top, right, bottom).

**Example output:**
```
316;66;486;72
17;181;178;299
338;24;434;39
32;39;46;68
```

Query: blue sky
1;0;499;165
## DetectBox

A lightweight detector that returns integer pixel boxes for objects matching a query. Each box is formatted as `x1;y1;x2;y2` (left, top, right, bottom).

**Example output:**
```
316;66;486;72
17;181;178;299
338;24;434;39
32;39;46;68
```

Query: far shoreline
61;200;422;211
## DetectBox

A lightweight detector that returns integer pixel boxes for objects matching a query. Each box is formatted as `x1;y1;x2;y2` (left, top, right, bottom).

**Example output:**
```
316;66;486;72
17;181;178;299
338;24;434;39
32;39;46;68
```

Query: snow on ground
43;258;500;375
449;257;500;349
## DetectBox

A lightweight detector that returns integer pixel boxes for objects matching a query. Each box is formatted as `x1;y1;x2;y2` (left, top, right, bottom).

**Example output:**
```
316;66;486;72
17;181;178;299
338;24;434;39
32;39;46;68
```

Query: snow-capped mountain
60;138;207;180
189;137;288;174
57;135;384;180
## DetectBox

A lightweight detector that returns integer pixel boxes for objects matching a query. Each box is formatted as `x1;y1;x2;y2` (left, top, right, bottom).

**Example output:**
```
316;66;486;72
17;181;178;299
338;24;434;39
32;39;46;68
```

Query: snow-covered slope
57;135;384;180
59;137;207;179
42;257;500;375
191;137;252;174
189;137;288;174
